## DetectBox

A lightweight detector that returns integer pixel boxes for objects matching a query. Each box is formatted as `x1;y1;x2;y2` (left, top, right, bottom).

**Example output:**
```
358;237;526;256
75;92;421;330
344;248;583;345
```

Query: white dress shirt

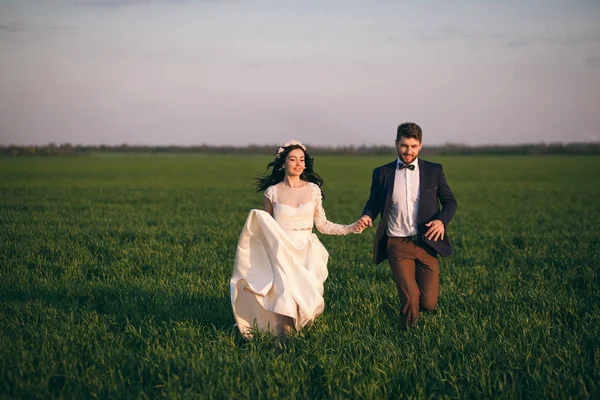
387;158;420;237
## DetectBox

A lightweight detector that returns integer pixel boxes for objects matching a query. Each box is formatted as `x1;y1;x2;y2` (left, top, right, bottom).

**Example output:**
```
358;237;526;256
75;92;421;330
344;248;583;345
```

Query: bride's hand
353;221;365;233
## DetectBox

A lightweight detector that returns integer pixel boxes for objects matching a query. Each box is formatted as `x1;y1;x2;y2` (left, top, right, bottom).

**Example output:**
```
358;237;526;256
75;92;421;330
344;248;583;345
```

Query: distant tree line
1;142;599;156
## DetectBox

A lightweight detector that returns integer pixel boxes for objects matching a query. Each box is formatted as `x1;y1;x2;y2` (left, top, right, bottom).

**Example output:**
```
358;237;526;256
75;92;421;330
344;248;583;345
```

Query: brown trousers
387;237;439;329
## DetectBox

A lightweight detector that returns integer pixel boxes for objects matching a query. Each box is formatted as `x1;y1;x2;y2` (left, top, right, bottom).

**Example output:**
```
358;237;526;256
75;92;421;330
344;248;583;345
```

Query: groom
357;122;457;329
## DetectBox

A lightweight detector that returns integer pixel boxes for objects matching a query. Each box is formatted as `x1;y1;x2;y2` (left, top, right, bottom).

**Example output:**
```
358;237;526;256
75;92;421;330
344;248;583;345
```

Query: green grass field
1;154;599;399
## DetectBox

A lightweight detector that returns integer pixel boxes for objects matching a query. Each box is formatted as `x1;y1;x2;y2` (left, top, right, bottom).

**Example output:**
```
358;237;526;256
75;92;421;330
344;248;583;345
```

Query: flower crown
275;140;307;159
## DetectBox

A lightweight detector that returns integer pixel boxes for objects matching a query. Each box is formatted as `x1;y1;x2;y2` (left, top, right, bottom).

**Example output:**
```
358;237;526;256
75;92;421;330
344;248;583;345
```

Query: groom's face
396;136;422;164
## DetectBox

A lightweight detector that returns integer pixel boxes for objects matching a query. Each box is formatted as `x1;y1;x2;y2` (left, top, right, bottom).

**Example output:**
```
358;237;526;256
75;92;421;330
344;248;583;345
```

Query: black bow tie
399;163;415;171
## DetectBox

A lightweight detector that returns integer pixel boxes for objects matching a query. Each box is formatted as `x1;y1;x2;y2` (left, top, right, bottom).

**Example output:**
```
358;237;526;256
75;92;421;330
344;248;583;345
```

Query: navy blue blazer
362;159;457;264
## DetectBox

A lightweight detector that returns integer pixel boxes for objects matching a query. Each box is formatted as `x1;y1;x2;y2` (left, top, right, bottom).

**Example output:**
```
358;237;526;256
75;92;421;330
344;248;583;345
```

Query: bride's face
283;148;305;177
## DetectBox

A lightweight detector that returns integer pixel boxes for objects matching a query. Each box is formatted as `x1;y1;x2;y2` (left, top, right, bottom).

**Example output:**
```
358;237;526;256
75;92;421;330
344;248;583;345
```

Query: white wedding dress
230;182;357;338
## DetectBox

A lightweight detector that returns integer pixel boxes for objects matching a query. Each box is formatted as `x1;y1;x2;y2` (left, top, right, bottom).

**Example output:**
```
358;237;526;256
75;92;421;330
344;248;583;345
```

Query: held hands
354;215;372;233
351;215;372;234
424;219;445;242
353;223;364;233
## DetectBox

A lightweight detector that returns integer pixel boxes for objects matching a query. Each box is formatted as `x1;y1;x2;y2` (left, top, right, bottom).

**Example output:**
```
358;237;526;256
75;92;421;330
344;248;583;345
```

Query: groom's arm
424;164;457;241
360;168;382;223
436;165;457;226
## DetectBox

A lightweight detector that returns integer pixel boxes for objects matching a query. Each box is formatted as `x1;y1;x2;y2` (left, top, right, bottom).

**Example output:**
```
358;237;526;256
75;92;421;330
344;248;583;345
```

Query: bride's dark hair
255;144;325;197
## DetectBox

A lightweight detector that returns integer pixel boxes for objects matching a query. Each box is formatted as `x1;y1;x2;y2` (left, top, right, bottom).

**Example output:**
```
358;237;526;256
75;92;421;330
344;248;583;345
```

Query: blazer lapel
417;158;428;223
418;158;427;195
382;160;396;218
386;161;396;198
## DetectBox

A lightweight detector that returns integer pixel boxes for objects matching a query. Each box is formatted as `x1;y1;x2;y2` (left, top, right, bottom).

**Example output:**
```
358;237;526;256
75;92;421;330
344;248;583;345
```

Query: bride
230;140;364;340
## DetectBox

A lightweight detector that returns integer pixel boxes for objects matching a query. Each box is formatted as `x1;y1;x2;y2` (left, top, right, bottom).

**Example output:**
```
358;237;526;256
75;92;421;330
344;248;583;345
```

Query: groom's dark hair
396;122;422;143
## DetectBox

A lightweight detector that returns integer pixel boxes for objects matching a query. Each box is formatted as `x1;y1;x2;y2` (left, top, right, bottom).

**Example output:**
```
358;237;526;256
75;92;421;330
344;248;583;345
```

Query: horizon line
1;141;599;148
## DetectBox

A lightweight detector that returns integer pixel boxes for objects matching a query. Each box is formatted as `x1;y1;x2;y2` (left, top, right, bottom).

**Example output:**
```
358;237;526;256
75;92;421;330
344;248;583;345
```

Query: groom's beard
400;151;419;164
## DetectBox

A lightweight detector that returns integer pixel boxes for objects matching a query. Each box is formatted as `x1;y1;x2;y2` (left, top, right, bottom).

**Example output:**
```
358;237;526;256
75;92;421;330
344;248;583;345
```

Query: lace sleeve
311;184;358;235
264;185;277;204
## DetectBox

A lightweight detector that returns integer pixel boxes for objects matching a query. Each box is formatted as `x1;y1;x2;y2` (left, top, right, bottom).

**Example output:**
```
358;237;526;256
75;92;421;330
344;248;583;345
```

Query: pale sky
1;0;599;146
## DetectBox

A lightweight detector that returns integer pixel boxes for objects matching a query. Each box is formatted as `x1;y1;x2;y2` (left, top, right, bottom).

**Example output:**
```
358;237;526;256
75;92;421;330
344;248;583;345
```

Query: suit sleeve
362;168;381;221
437;165;457;226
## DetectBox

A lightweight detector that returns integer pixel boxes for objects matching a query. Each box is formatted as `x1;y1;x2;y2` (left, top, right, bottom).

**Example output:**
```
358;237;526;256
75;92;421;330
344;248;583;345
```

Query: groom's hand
357;215;372;230
425;220;444;241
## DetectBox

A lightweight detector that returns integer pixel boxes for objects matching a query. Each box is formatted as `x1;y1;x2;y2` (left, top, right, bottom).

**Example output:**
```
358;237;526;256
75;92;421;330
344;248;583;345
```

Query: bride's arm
312;184;362;235
263;196;274;217
263;185;275;217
